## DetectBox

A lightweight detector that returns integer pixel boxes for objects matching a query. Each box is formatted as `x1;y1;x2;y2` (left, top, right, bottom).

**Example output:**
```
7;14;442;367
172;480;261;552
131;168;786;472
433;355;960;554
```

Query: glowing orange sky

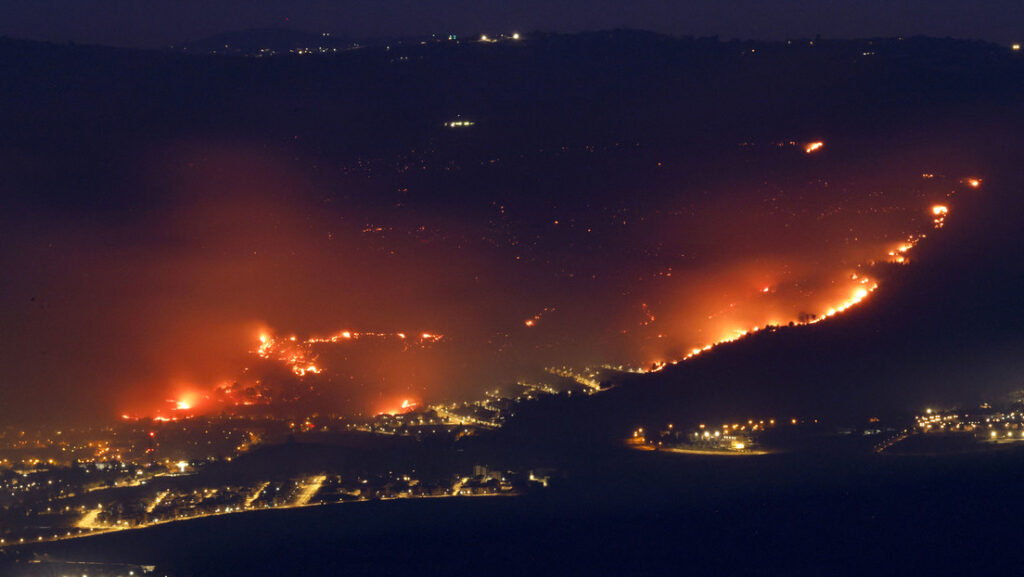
0;139;982;422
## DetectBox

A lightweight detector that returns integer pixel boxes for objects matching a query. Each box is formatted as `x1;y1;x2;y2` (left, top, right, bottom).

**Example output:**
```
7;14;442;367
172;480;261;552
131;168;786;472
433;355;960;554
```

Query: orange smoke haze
0;138;982;424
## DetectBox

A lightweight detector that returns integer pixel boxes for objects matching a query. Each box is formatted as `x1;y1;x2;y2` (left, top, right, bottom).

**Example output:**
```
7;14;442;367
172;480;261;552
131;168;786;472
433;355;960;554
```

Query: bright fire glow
378;398;418;416
663;276;880;364
253;328;445;379
118;161;981;421
804;141;824;154
639;182;973;374
523;307;555;328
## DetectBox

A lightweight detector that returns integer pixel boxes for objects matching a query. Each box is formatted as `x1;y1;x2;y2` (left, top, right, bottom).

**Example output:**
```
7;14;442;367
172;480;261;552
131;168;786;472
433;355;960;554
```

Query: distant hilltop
167;27;1023;57
172;27;359;56
1;28;1019;60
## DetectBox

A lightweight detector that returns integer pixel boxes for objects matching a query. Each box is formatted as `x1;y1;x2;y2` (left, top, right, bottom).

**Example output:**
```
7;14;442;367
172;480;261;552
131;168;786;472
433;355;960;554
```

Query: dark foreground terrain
6;443;1024;576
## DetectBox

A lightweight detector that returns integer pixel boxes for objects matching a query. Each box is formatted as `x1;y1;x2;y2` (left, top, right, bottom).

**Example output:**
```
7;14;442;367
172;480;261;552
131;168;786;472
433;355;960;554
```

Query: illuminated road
245;481;271;508
659;446;771;456
145;490;170;513
429;405;500;428
875;430;912;453
1;490;516;550
76;507;104;530
293;475;327;506
545;367;602;391
451;477;468;495
629;444;771;456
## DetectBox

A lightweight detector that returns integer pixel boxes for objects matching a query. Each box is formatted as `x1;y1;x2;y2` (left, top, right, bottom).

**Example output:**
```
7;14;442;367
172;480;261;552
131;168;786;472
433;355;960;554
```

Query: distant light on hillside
804;141;824;154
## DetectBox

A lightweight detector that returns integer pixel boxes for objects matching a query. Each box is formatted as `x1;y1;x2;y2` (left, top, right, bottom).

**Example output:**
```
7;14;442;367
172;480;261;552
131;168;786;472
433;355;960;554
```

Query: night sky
3;0;1022;48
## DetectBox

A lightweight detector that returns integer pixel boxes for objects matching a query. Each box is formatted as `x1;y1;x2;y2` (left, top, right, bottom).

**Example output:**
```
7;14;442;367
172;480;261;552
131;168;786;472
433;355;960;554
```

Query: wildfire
523;307;556;328
636;182;975;375
253;328;445;377
666;276;881;366
640;303;656;326
127;326;447;422
292;365;321;377
804;141;824;154
378;398;418;416
121;165;982;422
256;334;272;357
887;235;924;264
